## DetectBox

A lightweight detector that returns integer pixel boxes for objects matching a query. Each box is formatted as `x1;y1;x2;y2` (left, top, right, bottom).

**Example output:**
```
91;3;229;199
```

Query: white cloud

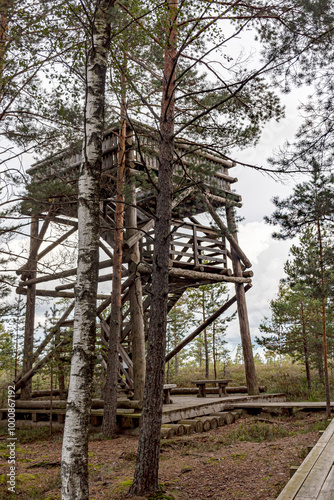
224;221;292;350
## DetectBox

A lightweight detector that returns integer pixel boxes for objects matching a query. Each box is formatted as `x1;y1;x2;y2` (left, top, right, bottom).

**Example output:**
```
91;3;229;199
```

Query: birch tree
60;1;115;498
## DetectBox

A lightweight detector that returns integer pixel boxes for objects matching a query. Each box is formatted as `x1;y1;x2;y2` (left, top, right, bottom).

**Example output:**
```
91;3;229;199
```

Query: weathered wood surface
178;419;203;433
161;423;186;436
160;393;285;424
163;384;177;404
171;385;267;395
138;262;251;284
229;402;334;411
160;427;175;439
277;417;334;499
166;286;252;362
191;379;233;398
13;399;142;410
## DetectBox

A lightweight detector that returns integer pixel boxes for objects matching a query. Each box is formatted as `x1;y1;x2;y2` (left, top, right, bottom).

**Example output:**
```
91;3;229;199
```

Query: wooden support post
201;192;252;269
18;216;50;279
125;167;146;403
165;284;251;362
15;339;67;391
21;216;39;400
225;205;259;395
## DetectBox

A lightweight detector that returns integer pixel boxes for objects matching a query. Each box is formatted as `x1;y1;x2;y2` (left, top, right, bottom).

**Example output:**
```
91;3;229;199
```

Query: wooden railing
27;126;239;204
140;221;227;273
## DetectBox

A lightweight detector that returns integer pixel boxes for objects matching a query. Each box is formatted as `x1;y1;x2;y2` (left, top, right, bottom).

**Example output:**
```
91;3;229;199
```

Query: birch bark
61;2;113;498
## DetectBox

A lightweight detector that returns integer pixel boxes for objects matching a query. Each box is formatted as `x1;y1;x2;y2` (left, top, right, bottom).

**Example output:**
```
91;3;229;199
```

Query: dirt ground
0;411;328;500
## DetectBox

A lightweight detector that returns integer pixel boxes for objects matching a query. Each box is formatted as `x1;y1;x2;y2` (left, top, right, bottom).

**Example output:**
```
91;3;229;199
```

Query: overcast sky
220;87;307;356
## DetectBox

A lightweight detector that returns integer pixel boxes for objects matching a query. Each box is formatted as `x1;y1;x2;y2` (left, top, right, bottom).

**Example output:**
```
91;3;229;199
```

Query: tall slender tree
130;1;178;494
61;1;115;498
265;162;334;415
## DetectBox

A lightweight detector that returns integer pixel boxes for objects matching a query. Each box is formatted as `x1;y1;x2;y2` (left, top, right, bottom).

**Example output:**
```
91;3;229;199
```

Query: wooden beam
206;192;242;208
123;218;155;249
200;192;252;269
99;240;113;259
47;216;78;228
37;226;77;262
171;185;195;210
32;301;75;363
226;205;258;395
15;339;68;391
137;262;251;284
19;258;113;287
17;216;51;278
166;284;252;362
54;269;130;291
16;287;110;300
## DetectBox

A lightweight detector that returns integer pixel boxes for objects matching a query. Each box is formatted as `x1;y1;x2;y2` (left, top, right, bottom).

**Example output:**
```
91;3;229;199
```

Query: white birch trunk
61;2;113;498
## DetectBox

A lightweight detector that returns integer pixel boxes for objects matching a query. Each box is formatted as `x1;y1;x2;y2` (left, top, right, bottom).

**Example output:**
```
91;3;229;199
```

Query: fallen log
160;427;175;439
178;419;203;433
197;416;218;430
209;413;227;426
191;418;211;432
15;399;142;411
214;411;234;425
161;424;186;436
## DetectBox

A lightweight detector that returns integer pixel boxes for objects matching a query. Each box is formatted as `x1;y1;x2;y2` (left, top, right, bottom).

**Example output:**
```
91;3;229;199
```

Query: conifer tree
265;163;334;414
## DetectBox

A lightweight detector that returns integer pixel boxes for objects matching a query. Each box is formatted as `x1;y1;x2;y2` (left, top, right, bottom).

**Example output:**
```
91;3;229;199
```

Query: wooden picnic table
163;384;177;404
191;379;232;398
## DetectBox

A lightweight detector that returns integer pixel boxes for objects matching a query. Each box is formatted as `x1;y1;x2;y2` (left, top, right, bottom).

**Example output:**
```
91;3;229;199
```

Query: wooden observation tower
15;123;258;399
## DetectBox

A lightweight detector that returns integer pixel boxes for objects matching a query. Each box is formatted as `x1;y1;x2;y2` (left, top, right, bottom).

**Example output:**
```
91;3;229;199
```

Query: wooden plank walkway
161;393;285;423
228;402;334;411
0;393;286;427
277;417;334;499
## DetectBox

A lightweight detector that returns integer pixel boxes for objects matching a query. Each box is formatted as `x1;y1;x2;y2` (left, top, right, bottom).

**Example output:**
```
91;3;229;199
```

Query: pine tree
266;172;334;413
259;1;334;174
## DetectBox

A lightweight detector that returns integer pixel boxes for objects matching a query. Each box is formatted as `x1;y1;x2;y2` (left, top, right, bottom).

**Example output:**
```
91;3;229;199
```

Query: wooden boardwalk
277;417;334;499
161;393;285;423
228;402;334;412
0;393;286;428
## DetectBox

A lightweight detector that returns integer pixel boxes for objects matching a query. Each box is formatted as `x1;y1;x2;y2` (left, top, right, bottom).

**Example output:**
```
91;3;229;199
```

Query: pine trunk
125;160;146;402
213;322;217;380
301;302;312;393
317;219;330;417
130;1;177;495
61;3;112;498
21;216;38;400
55;329;66;399
202;289;209;379
103;69;127;437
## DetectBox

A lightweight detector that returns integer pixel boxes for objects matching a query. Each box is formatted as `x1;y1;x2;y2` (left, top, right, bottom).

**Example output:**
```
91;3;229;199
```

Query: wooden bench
163;384;177;404
191;379;232;398
277;417;334;499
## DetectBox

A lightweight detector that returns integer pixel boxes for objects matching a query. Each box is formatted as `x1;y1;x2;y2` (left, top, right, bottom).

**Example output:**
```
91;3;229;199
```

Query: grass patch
217;420;289;445
0;426;62;444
